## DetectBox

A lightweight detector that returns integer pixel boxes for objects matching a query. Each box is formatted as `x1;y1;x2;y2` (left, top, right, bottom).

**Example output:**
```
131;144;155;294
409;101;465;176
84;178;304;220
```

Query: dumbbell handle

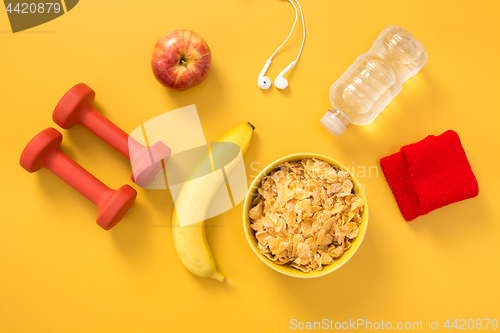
47;149;113;207
80;106;132;160
79;109;157;186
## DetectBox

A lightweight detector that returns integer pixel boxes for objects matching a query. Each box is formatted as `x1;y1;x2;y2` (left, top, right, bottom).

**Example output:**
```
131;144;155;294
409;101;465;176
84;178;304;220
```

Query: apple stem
181;59;188;68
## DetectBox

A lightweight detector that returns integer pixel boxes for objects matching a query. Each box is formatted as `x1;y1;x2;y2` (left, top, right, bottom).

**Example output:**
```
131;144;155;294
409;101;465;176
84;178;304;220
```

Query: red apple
151;29;212;91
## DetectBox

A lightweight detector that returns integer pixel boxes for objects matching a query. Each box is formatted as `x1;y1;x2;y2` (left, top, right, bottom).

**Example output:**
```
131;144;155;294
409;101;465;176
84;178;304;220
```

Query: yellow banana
172;122;255;282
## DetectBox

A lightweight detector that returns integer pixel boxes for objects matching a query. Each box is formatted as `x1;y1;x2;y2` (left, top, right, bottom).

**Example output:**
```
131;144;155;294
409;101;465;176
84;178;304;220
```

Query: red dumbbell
20;128;137;230
52;83;171;188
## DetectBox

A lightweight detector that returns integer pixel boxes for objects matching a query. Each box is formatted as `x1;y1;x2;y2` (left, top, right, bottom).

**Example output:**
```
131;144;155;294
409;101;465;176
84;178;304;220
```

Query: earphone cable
293;0;305;62
269;0;298;60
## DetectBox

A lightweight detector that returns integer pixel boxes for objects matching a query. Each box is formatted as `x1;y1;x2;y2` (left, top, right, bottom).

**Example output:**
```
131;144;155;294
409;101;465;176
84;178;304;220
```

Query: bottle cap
320;111;348;137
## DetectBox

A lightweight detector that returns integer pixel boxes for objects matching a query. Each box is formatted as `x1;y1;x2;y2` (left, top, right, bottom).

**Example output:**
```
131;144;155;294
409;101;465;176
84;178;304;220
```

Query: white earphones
274;61;296;89
257;59;272;89
257;0;305;90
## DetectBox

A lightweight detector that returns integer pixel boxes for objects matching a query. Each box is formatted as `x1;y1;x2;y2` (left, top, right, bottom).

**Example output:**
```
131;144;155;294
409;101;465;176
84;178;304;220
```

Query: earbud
258;76;271;90
274;77;288;90
257;59;272;90
257;0;305;91
274;61;295;89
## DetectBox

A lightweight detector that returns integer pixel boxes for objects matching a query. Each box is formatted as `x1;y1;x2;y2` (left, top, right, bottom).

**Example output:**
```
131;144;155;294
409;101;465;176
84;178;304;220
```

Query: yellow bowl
242;153;369;278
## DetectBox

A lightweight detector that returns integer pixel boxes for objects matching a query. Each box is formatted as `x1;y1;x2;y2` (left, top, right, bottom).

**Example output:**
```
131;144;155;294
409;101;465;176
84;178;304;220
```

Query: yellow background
1;1;499;332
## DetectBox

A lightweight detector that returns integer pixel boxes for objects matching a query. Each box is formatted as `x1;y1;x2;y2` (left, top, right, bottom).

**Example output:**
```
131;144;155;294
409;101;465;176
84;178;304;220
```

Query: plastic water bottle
321;26;427;136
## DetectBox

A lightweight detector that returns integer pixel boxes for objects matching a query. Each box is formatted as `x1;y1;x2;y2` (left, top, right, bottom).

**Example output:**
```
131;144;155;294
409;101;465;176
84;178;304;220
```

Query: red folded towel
380;130;479;221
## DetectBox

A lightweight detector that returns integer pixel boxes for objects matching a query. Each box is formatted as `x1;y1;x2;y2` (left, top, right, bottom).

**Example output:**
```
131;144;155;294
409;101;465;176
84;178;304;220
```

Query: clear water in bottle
321;26;427;136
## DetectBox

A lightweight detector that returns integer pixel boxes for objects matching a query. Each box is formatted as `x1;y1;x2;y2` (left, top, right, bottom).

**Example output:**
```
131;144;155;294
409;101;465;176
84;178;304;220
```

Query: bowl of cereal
243;153;368;278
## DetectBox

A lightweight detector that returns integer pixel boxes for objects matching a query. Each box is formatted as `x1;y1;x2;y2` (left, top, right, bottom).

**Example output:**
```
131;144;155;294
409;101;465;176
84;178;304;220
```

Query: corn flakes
249;158;365;272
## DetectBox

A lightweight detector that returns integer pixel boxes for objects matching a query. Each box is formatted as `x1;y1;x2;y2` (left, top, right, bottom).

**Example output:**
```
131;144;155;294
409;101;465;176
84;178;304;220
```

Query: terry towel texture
380;130;479;221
